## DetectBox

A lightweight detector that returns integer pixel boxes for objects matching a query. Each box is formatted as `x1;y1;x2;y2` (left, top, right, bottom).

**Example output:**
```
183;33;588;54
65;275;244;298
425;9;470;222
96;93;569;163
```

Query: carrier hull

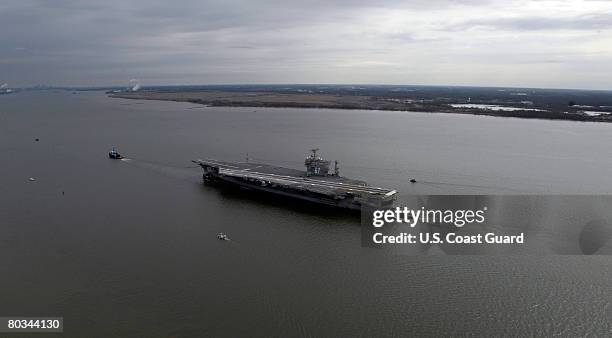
192;159;397;210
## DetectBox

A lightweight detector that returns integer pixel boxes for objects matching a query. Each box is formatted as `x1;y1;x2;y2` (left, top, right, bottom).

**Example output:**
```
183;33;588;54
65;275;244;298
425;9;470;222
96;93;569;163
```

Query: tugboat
108;147;123;159
216;233;229;241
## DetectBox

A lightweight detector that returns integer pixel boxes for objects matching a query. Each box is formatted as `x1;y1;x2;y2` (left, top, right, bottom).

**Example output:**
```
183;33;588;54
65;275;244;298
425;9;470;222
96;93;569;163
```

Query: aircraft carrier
193;149;397;210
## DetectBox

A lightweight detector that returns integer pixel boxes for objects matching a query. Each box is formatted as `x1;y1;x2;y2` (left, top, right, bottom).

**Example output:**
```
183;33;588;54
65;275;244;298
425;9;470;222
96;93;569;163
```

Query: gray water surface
1;91;612;337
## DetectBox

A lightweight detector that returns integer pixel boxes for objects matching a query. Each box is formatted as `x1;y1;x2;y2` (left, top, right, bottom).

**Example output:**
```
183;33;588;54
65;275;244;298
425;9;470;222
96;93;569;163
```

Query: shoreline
109;90;612;123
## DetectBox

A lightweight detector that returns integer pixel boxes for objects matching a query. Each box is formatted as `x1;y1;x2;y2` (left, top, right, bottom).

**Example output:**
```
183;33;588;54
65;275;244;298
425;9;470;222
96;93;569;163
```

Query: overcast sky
1;0;611;89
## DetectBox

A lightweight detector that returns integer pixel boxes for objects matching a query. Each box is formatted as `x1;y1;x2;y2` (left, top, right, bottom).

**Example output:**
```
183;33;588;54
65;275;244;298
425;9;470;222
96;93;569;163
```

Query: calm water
1;91;612;337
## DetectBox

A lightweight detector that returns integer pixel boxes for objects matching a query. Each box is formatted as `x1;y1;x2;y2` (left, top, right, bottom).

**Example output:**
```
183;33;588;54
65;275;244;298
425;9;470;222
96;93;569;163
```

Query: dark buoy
410;178;417;183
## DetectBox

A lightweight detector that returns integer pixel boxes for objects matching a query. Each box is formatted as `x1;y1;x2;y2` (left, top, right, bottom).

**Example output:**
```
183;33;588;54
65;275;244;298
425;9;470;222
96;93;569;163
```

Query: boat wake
117;157;199;181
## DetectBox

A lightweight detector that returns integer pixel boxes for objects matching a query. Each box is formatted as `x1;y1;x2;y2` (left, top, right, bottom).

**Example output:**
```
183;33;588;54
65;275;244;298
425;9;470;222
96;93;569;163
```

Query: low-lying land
108;85;612;122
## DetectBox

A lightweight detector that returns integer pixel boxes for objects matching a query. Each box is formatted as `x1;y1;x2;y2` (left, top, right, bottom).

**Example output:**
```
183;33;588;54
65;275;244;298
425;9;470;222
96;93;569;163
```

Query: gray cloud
0;0;611;89
446;13;612;31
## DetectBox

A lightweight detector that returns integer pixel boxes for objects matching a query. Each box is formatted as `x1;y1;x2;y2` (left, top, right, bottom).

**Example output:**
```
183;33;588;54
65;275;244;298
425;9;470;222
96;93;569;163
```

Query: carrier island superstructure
192;149;397;210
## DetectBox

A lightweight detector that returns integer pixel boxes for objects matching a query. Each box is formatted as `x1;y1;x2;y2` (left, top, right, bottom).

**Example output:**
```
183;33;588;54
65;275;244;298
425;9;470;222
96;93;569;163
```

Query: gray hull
193;159;397;211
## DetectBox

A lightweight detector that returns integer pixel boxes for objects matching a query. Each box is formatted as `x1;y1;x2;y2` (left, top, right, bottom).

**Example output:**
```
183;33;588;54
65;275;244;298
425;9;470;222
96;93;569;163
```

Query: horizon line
13;83;612;92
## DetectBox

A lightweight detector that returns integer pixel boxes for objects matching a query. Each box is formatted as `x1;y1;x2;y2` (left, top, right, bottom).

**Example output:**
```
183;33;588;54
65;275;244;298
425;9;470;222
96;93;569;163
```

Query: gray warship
192;149;397;210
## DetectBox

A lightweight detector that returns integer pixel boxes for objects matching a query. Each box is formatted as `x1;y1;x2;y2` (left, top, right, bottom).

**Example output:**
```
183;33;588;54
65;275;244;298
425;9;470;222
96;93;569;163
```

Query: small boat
217;233;229;241
109;147;123;159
